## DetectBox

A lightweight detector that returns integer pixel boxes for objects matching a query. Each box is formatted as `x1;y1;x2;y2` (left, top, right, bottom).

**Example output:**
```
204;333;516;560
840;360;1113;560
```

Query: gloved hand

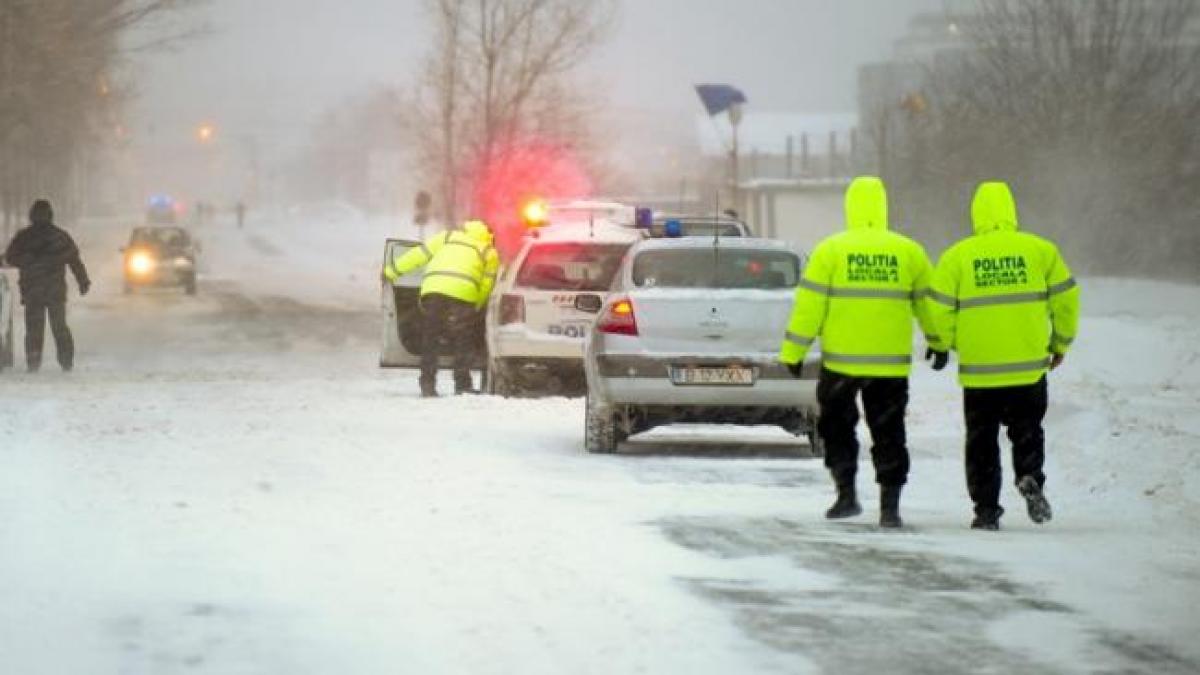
1049;352;1065;370
79;279;91;296
786;361;804;379
925;347;948;371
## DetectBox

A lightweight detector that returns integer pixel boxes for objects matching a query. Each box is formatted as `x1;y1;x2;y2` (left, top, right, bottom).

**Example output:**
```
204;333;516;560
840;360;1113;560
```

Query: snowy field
1;214;1198;674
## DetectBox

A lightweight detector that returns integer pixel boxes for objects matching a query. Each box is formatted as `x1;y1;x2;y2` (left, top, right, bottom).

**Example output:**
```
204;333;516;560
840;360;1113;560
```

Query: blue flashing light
148;194;173;209
664;219;683;237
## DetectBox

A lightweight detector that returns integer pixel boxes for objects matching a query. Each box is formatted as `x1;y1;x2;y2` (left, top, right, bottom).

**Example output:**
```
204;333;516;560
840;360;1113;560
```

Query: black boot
419;375;438;398
454;375;478;395
970;505;1004;530
1017;475;1052;524
825;482;862;519
879;485;902;528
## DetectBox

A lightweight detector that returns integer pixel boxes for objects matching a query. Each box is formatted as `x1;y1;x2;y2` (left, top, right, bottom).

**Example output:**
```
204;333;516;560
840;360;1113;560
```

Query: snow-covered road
1;216;1197;674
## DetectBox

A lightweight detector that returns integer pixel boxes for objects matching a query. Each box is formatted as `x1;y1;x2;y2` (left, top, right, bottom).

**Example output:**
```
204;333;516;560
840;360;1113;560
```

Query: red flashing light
521;199;549;227
597;297;638;336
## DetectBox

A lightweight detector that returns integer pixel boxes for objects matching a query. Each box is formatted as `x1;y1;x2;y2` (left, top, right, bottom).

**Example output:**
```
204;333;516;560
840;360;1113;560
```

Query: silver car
581;237;821;453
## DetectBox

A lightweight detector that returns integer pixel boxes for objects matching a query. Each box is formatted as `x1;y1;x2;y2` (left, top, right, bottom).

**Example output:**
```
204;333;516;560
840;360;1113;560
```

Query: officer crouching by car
383;219;499;397
779;176;946;528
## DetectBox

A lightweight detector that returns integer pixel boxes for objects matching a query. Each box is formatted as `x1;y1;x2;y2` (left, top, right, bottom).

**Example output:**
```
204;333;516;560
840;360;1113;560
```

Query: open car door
379;238;487;370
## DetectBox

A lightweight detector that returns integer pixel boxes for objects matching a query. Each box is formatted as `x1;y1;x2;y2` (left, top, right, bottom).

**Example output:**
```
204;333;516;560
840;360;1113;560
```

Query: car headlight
127;251;155;275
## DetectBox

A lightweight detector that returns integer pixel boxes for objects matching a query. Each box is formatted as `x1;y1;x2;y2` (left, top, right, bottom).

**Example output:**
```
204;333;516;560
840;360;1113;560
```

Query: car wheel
487;359;517;397
584;393;624;454
783;409;824;458
806;426;825;458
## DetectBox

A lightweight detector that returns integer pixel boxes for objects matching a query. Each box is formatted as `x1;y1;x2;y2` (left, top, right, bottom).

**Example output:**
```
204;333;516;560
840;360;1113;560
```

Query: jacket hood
971;182;1019;234
844;176;888;231
462;219;492;244
29;199;54;226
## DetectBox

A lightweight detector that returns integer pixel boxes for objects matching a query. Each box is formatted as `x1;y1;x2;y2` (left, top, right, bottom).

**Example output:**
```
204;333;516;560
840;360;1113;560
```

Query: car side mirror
574;293;603;313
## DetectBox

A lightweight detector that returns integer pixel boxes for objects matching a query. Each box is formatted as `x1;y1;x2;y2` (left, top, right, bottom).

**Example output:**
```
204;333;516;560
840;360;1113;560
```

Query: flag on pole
694;84;747;116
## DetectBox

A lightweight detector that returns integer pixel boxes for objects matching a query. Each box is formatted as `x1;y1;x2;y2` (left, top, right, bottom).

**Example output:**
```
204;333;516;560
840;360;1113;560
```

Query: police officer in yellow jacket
780;176;947;528
384;220;500;397
929;182;1080;530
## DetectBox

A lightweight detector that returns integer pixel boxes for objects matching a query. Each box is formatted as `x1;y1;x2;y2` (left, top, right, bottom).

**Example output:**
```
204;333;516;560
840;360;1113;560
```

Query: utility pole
728;102;743;213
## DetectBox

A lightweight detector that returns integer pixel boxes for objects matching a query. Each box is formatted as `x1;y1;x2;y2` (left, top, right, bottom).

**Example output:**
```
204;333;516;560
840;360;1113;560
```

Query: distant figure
2;200;90;372
235;201;246;229
413;190;432;238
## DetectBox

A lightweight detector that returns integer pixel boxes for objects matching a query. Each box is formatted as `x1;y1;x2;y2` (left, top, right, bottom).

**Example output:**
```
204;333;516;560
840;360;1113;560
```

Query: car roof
629;236;796;254
526;219;643;244
654;213;743;224
133;225;190;235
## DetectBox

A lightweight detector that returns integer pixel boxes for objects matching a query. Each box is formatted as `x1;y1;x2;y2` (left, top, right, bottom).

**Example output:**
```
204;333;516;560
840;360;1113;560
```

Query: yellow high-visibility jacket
929;182;1080;388
385;220;500;308
779;176;945;377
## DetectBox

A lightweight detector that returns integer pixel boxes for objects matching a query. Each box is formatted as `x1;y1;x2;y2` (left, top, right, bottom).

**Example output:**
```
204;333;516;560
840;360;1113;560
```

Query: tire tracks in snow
657;516;1200;674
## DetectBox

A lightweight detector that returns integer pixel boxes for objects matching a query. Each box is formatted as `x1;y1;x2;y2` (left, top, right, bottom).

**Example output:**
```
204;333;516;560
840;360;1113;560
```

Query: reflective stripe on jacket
779;176;945;377
930;182;1081;388
387;221;499;307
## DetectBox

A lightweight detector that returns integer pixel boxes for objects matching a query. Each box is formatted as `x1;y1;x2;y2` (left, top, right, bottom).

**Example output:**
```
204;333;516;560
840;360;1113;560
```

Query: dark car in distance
122;226;200;295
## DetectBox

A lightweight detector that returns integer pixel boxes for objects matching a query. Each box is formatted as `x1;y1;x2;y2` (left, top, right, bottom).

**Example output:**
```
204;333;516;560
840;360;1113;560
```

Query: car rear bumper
590;354;820;408
492;325;585;360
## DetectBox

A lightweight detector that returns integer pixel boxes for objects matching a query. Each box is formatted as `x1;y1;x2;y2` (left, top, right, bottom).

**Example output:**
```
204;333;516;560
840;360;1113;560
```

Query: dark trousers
817;368;910;487
419;293;476;391
24;301;73;371
963;377;1048;514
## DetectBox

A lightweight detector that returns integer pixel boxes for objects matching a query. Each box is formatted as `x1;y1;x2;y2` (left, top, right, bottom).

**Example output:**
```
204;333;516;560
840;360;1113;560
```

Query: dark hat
29;199;53;224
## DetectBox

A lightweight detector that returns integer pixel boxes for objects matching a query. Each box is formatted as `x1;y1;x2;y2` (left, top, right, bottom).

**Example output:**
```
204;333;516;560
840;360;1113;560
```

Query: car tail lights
597;296;638;336
499;293;525;325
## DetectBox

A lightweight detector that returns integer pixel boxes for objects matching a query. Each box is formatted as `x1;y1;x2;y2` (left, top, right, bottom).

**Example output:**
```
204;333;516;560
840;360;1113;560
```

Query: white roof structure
695;112;858;157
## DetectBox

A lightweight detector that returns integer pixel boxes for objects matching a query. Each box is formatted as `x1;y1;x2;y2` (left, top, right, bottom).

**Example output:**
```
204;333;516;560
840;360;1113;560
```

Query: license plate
671;365;755;386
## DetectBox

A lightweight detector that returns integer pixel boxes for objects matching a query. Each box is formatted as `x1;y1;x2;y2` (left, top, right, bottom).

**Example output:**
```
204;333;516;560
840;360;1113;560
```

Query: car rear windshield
631;249;800;289
515;243;630;291
132;227;190;248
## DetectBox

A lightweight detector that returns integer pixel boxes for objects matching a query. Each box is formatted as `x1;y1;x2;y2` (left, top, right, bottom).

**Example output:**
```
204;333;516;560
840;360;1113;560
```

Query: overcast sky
132;0;943;149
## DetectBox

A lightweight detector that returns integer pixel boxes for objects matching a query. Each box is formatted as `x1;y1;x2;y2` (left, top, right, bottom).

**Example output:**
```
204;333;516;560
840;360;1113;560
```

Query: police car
484;201;645;396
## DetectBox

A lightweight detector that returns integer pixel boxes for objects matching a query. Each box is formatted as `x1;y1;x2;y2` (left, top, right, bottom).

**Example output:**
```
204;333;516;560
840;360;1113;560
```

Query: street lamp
728;102;743;212
196;123;215;143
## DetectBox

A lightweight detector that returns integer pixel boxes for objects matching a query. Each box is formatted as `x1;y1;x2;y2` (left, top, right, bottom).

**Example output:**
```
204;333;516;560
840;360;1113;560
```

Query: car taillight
597;297;638;336
499;294;525;325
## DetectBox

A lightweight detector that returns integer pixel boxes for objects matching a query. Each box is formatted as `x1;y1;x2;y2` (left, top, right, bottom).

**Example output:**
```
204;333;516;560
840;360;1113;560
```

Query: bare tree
415;0;614;226
0;0;204;235
884;0;1200;276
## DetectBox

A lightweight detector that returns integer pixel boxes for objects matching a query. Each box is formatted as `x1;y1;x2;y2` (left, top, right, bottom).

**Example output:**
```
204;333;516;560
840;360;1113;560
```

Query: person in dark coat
2;200;90;371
